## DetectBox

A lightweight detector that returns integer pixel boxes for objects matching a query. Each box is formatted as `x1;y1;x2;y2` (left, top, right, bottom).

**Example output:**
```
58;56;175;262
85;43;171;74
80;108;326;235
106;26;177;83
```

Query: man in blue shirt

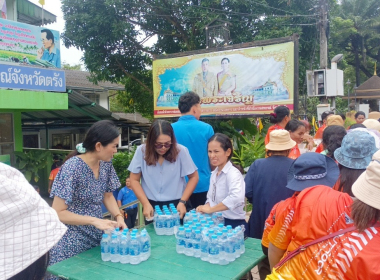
172;91;214;209
37;29;61;68
117;177;138;228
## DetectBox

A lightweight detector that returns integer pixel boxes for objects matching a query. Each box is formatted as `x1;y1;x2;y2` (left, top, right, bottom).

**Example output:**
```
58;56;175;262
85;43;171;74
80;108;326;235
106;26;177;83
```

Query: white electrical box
306;69;344;97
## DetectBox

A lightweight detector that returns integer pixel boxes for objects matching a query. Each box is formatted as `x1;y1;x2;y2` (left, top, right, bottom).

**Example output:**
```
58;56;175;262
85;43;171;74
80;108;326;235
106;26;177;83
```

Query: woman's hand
91;218;118;231
116;215;127;229
143;202;154;220
196;204;212;214
176;202;186;219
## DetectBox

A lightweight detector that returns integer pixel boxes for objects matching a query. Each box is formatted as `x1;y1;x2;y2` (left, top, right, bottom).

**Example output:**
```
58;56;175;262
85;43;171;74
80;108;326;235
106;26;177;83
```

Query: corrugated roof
17;0;57;26
113;112;150;124
355;75;380;96
65;70;125;91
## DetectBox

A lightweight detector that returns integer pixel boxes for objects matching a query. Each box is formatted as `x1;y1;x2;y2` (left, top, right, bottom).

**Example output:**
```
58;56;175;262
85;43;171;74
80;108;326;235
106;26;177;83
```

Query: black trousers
188;191;208;209
123;207;138;229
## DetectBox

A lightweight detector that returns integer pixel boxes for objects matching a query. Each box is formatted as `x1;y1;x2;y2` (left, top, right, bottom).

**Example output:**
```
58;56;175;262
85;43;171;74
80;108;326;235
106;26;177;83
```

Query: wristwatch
179;199;187;205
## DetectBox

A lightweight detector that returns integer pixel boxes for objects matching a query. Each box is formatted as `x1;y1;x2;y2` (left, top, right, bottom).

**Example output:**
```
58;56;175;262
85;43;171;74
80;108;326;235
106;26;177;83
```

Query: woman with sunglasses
196;133;246;229
128;120;199;220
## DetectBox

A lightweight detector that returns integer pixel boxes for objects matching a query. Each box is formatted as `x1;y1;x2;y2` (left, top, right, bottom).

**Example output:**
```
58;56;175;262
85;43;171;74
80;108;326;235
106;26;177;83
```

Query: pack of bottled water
153;204;180;235
176;210;245;265
101;227;151;265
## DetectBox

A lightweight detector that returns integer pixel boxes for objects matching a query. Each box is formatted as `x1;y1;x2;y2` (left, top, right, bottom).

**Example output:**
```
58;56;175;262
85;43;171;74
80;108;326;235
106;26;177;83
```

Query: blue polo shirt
117;186;138;209
172;115;214;193
41;45;61;68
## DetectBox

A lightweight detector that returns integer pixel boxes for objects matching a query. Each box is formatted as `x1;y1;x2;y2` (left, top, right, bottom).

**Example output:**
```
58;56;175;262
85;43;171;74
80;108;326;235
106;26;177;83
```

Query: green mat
48;224;265;280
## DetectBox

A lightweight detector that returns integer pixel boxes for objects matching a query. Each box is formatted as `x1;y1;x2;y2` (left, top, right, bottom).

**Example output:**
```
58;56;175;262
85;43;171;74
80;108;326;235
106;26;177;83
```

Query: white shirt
206;161;246;220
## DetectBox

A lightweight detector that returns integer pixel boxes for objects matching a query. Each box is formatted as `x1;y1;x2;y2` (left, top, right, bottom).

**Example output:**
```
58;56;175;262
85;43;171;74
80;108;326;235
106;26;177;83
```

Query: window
81;92;100;104
0;113;14;156
52;134;71;149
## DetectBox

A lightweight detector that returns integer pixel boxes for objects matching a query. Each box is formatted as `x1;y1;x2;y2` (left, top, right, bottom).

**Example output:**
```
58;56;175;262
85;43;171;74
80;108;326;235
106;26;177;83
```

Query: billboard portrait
153;41;295;118
0;18;61;68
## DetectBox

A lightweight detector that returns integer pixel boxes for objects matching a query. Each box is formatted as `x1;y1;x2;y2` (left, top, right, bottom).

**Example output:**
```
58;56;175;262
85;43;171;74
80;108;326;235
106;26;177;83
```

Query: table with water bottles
48;208;265;280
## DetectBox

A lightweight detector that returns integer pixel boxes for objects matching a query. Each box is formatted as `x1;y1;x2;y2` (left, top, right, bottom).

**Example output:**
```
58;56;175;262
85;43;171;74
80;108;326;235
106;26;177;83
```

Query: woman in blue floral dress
49;120;127;267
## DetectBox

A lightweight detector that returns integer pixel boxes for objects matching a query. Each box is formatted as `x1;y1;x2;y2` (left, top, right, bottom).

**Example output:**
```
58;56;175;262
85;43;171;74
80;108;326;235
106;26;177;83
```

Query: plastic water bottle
155;212;164;235
129;235;141;265
225;233;236;262
140;230;151;261
226;225;233;233
172;209;180;227
216;212;225;225
235;226;245;255
193;229;201;258
217;232;228;265
110;234;120;263
211;213;218;224
100;234;111;261
208;235;220;264
184;212;191;224
184;228;194;256
176;226;186;254
232;231;241;258
119;236;130;264
200;234;209;261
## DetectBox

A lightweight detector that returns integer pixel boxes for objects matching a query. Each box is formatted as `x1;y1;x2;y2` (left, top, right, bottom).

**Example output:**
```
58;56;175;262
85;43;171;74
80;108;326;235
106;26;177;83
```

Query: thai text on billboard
153;41;295;118
0;18;61;68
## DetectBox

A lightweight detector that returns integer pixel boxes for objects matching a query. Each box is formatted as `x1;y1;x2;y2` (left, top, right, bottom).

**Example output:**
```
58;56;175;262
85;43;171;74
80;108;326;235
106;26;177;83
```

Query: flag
39;0;45;5
258;118;263;132
312;116;319;131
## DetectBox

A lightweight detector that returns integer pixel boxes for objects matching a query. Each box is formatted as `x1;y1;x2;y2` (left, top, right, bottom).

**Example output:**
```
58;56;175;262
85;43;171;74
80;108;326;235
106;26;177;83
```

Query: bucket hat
0;163;67;279
352;150;380;210
287;153;339;191
265;130;296;151
334;130;378;169
363;119;380;132
326;115;344;127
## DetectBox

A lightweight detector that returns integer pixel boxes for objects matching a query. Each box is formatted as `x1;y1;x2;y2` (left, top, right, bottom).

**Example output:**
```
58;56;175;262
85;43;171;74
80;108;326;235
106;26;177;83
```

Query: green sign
0;154;11;165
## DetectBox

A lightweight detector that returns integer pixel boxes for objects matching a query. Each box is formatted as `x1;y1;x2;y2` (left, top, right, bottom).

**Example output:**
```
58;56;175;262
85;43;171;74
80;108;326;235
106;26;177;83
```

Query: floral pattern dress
49;156;120;266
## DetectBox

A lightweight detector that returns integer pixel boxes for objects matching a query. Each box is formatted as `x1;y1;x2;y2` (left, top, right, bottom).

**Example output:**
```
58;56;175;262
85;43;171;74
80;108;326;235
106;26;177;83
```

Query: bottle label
209;247;219;255
142;242;150;253
120;247;129;255
101;244;109;253
110;246;119;254
176;239;185;246
193;243;200;250
130;247;140;256
185;242;192;248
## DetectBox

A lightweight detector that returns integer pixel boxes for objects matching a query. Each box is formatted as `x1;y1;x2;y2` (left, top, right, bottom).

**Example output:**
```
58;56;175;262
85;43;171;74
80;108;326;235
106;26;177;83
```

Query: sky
28;0;84;68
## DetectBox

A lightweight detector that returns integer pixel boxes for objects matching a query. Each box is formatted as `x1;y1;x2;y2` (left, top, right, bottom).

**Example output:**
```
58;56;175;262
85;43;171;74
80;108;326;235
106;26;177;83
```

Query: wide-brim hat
0;163;67;279
265;130;296;151
334;130;378;169
352;150;380;210
363;119;380;132
326;115;344;127
287;153;340;191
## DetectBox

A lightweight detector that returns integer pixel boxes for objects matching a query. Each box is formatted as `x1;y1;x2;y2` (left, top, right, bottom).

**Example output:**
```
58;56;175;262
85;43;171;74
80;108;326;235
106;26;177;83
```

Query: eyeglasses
154;142;172;149
212;183;216;202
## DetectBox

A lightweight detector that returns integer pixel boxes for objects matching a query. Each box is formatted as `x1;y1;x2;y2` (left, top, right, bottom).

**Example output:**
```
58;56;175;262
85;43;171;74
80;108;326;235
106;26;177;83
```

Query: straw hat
265;130;296;151
334;130;378;169
363;119;380;132
0;163;67;279
326;115;344;127
286;153;340;191
352;150;380;210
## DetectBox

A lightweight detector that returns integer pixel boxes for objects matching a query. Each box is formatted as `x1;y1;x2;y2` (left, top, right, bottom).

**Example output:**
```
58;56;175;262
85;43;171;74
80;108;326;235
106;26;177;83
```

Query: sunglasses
154;142;172;149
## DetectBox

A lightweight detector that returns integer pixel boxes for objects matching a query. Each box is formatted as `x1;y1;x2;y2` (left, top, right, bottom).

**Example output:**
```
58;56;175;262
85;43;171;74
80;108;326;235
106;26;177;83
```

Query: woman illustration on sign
217;57;236;96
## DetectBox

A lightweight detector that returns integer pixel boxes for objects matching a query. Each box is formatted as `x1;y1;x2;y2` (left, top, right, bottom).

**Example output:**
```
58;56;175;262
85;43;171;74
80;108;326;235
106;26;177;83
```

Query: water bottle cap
131;235;137;239
122;232;127;236
102;234;108;238
191;226;197;230
192;214;197;217
185;228;191;233
190;210;196;213
112;234;117;238
184;224;189;228
217;212;222;216
208;229;214;233
206;217;212;221
218;223;224;227
217;232;222;236
222;228;228;233
121;235;127;239
211;235;217;239
188;221;193;225
172;210;178;214
227;225;232;229
236;226;241;230
196;223;201;227
195;229;201;234
227;233;233;237
169;203;175;207
115;228;120;232
132;229;138;232
123;228;129;232
179;226;185;231
204;225;210;228
208;221;214;225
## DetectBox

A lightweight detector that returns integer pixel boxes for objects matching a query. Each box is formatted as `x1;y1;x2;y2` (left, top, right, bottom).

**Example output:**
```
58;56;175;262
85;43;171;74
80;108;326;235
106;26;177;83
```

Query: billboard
0;18;61;68
153;39;297;118
0;64;65;92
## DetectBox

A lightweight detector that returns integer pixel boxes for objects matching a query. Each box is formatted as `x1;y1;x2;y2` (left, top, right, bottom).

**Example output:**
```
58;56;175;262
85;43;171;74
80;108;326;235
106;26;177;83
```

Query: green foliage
62;63;82;70
112;147;137;186
14;150;51;182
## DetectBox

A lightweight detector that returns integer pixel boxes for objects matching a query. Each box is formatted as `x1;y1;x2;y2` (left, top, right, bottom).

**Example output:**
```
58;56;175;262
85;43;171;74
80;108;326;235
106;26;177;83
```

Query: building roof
65;70;125;91
355;75;380;98
17;0;57;26
113;112;150;124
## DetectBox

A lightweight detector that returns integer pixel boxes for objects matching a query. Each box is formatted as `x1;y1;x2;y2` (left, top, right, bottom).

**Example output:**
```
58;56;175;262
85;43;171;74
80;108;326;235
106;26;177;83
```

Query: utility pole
319;0;328;69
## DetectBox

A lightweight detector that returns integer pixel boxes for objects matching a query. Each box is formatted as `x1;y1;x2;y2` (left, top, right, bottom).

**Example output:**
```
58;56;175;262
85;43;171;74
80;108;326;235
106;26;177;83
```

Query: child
196;133;246;229
117;177;138;228
48;160;63;194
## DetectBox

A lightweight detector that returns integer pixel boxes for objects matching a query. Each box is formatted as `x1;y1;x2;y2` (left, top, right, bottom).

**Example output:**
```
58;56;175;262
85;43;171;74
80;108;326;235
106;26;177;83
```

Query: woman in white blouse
196;133;246;229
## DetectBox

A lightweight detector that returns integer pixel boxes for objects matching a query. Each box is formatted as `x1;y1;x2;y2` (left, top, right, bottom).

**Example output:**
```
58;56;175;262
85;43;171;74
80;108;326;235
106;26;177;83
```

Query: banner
0;64;65;92
153;41;295;118
0;18;61;68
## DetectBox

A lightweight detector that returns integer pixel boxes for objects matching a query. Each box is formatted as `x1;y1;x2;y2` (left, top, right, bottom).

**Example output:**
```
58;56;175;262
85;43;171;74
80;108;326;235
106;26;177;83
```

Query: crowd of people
2;96;380;280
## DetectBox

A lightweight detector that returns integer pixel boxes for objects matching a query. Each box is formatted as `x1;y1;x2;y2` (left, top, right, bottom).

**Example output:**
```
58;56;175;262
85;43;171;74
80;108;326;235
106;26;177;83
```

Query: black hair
269;106;290;124
82;120;119;153
322;125;347;160
321;111;334;121
201;58;209;64
56;160;63;167
350;123;366;130
208;133;233;160
41;29;54;43
355;111;366;119
337;165;365;197
9;252;49;280
285;119;305;132
339;113;346;121
221;57;230;63
178;91;200;114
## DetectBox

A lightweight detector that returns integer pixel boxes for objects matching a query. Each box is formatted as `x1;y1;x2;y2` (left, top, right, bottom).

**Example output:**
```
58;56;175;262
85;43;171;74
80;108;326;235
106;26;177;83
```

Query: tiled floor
251;266;260;280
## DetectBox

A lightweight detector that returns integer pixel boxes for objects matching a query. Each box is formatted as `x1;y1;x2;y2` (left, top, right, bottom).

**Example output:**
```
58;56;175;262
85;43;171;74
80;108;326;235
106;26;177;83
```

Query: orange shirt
288;145;301;160
267;186;369;280
265;124;284;145
314;124;326;139
49;167;60;181
263;194;297;248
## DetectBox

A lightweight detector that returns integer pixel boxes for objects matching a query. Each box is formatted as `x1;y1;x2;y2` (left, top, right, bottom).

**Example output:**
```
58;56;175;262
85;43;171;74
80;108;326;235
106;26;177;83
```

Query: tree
62;62;82;70
61;0;326;118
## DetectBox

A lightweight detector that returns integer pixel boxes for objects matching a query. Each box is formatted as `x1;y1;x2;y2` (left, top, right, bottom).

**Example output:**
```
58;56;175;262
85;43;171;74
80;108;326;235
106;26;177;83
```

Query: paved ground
251;266;260;280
